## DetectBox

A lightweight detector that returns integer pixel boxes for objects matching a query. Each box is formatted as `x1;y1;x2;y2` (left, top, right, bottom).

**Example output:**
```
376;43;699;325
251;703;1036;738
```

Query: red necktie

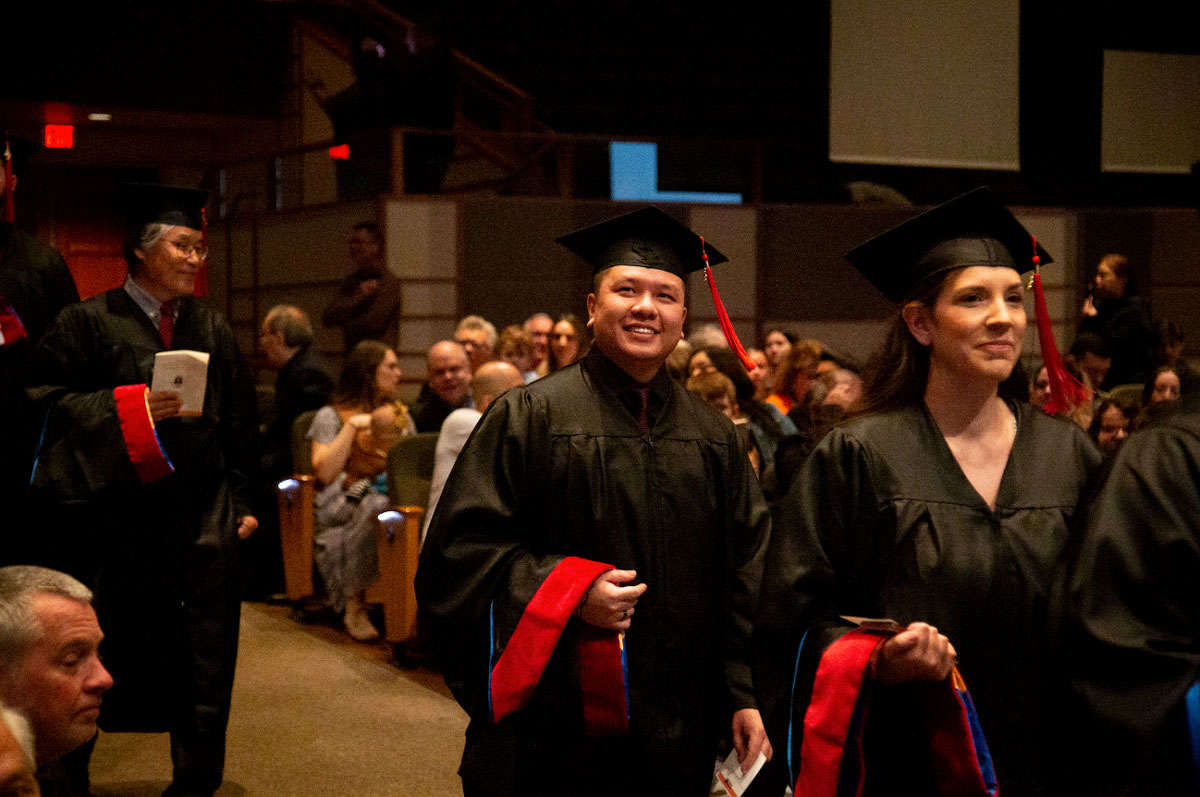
158;300;177;348
634;387;650;435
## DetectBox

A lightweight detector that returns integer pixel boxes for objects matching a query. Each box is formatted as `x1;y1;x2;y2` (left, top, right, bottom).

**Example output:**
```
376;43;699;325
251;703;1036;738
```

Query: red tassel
1030;236;1089;415
194;206;209;298
699;235;755;372
2;140;15;223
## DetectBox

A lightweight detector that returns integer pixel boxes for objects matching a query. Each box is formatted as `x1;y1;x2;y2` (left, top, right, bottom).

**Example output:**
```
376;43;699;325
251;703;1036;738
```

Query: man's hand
732;707;772;774
147;390;182;422
1081;294;1098;317
236;515;259;540
875;622;957;684
577;569;647;631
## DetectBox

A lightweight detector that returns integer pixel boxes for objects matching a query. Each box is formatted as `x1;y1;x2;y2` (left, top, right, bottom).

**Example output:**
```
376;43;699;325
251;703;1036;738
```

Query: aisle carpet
90;602;468;796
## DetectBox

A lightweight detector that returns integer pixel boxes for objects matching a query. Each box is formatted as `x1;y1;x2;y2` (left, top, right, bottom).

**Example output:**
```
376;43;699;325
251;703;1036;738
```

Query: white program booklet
711;750;767;797
151;350;210;416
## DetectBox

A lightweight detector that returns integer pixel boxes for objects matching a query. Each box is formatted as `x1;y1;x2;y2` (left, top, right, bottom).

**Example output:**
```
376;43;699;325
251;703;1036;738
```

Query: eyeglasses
168;239;209;260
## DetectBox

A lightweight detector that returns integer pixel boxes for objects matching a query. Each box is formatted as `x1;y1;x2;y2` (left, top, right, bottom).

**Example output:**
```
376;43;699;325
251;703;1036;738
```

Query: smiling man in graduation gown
416;207;772;796
26;184;257;797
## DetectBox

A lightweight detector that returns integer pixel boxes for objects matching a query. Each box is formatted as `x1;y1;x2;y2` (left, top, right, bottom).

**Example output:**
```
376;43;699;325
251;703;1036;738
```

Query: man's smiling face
587;265;686;382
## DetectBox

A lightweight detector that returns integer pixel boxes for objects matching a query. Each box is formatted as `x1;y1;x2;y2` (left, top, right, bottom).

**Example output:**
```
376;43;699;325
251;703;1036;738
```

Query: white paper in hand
151;350;210;416
712;749;767;797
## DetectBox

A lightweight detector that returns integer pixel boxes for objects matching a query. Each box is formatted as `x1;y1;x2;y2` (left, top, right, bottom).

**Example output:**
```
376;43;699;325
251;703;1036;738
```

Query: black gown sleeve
1053;414;1200;795
754;426;882;782
415;388;569;719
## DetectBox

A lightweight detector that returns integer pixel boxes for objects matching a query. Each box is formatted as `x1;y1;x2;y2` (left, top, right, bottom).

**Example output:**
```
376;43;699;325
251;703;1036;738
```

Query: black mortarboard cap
556;206;728;279
121;183;208;232
845;187;1051;303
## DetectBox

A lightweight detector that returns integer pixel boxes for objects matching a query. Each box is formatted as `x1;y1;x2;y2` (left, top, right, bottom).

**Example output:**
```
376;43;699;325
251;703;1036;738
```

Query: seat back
291;409;319;476
277;409;321;601
386;432;439;508
375;431;439;644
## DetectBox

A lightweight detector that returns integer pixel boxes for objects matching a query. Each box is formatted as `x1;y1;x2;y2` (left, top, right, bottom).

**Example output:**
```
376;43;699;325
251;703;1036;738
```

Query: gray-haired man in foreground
0;566;112;790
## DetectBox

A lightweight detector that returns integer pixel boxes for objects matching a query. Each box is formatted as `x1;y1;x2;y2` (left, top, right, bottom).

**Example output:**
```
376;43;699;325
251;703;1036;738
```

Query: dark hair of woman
548;313;590;372
775;342;822;406
1088;397;1137;442
765;328;798;346
701;346;784;438
333;339;392;410
854;269;1028;420
1141;364;1181;407
1154;318;1184;365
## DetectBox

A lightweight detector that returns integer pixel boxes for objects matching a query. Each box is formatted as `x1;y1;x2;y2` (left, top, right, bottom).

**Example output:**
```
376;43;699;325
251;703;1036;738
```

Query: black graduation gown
755;402;1100;796
0;222;78;560
27;288;257;737
416;349;770;796
1050;392;1200;796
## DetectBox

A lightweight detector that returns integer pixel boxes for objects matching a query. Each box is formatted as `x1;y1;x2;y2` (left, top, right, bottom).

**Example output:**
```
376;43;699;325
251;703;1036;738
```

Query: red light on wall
44;125;75;149
328;144;350;160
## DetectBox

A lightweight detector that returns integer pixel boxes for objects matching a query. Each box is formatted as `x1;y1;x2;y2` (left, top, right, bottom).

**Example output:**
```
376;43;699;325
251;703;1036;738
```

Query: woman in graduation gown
754;188;1101;796
26;185;257;796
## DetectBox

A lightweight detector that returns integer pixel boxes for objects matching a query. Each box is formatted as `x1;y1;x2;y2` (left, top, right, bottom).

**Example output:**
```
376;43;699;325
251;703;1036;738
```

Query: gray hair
456;315;498;348
264;305;314;348
0;567;93;671
125;222;173;271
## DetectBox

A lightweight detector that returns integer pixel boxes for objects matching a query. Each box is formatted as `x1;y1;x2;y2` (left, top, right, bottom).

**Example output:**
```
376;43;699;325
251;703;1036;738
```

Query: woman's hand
147;390;182;422
347;413;372;431
875;622;957;684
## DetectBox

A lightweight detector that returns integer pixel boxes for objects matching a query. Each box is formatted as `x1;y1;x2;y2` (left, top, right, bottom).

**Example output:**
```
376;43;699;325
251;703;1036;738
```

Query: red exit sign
44;125;75;149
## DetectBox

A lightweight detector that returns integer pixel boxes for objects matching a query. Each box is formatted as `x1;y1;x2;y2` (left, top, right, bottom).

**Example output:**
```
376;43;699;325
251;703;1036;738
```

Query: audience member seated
259;305;335;480
1067;332;1113;393
1143;365;1181;407
254;306;335;599
762;327;796;392
308;341;416;641
685;371;761;477
523;313;554;378
766;339;822;417
664;339;692;382
685;322;728;351
1030;358;1094;429
1089;397;1137;459
1;702;37;796
497;325;537;384
1077;252;1155;389
687;346;796;473
746;348;770;401
423;361;525;540
411;341;473;433
1153;317;1195;392
0;566;112;792
547;313;587;373
454;315;497;373
321;222;403;352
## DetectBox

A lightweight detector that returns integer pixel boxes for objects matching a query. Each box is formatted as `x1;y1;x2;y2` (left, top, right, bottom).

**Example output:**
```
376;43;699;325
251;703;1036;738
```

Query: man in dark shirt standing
417;208;771;795
321;221;402;352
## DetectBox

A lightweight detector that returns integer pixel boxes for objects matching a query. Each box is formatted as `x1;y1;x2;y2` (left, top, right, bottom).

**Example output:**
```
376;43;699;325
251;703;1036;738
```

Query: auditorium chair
375;431;439;666
276;410;320;611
